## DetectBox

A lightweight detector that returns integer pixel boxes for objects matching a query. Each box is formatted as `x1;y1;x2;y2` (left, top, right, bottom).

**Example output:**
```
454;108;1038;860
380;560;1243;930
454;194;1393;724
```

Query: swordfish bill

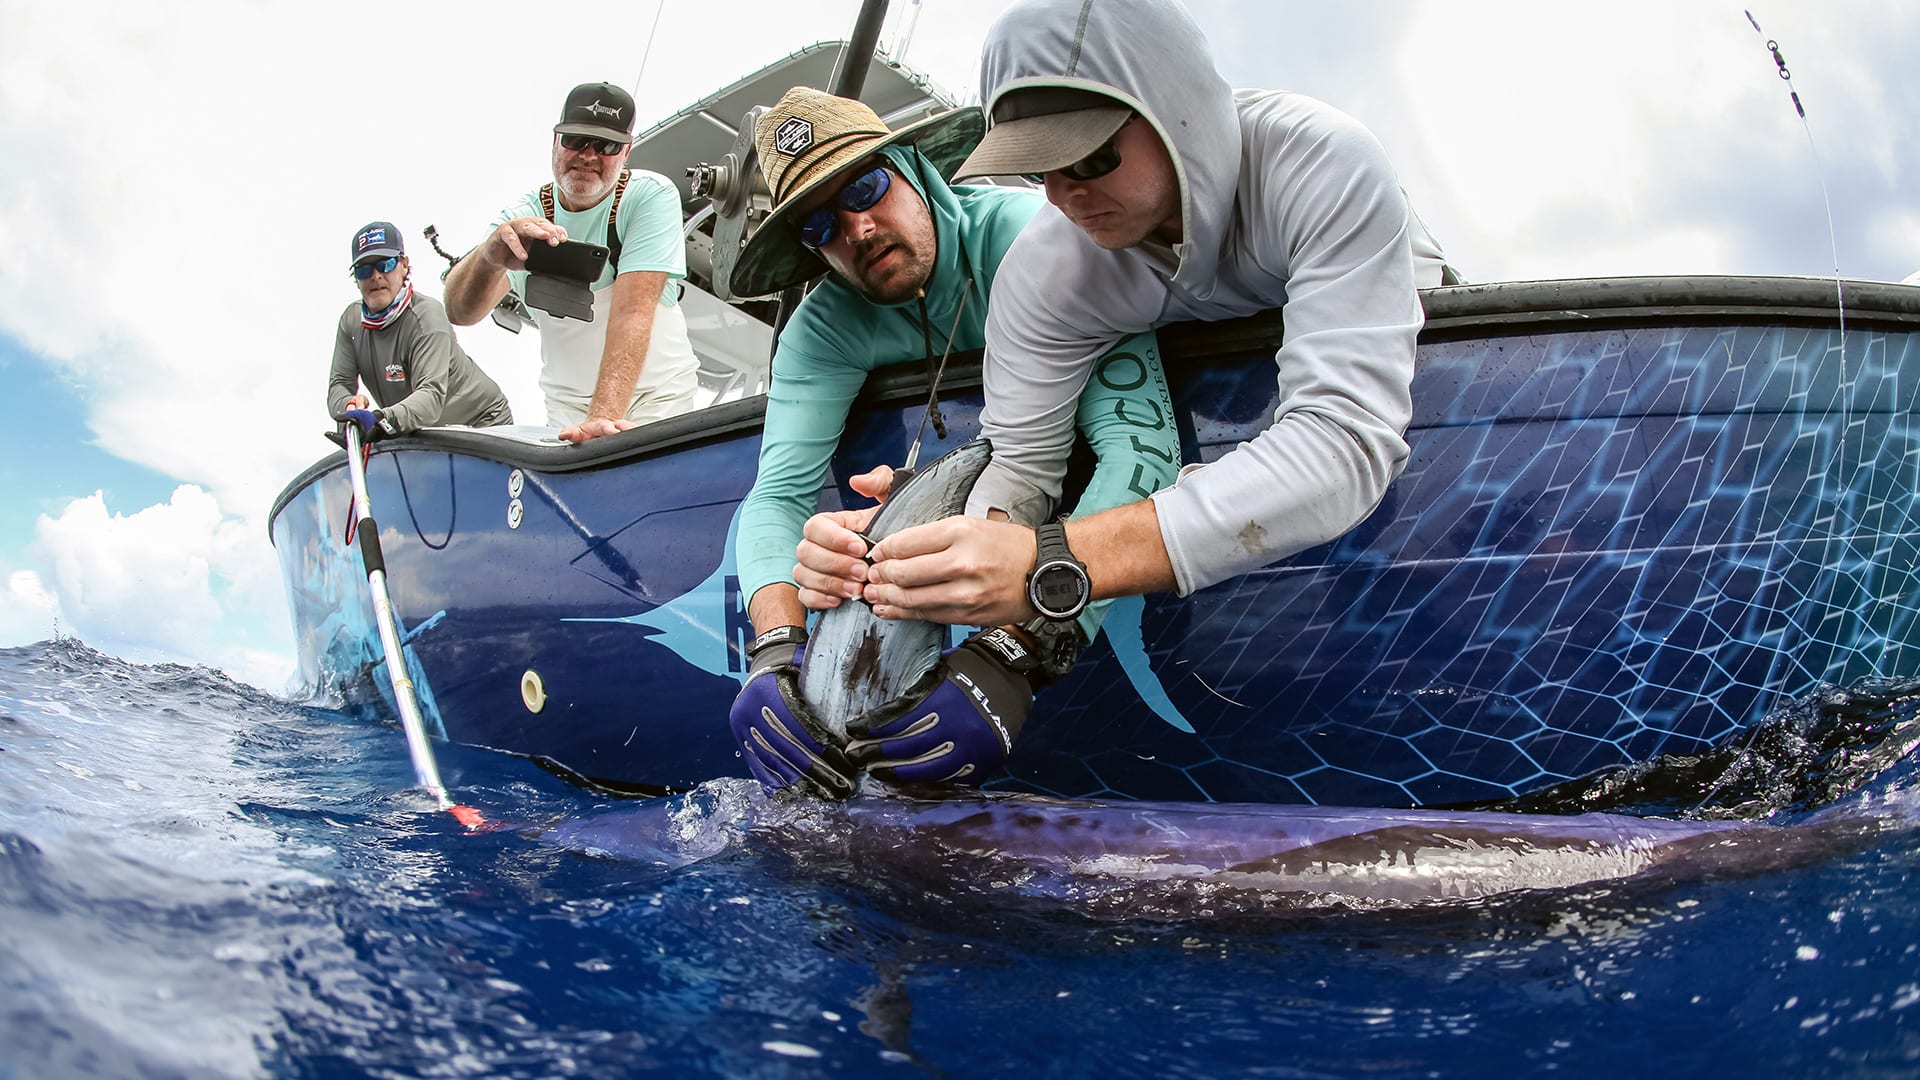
798;439;994;737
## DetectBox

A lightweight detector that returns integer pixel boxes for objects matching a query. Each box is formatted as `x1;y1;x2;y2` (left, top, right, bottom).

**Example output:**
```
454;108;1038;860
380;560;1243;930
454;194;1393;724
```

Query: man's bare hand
794;506;883;610
848;465;894;503
483;217;568;271
865;516;1040;627
558;417;635;444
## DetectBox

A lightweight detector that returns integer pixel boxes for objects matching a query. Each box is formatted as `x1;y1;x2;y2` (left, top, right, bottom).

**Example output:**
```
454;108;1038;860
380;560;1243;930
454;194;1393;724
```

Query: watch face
1032;562;1089;618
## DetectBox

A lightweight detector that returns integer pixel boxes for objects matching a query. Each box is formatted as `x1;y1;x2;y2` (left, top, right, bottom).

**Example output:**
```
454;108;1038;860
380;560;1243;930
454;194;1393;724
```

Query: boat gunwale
267;274;1920;536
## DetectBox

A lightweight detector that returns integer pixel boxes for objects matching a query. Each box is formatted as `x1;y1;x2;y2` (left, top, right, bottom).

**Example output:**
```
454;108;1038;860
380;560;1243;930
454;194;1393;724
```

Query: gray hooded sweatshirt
964;0;1448;595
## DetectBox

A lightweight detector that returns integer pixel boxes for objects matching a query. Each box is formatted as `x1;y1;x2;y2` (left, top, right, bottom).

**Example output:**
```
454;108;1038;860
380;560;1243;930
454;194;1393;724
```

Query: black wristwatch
745;624;808;660
1026;520;1091;622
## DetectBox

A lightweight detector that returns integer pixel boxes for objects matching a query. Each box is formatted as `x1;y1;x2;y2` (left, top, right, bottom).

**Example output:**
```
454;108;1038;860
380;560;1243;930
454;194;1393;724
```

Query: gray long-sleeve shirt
965;0;1448;596
328;293;513;432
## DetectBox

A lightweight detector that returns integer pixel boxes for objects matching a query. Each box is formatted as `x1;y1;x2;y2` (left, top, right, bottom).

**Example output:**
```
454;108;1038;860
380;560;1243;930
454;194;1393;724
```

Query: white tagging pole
342;425;454;810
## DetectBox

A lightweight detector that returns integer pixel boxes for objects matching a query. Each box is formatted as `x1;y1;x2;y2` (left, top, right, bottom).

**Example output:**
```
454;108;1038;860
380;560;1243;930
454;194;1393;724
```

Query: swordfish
542;786;1876;912
796;438;993;737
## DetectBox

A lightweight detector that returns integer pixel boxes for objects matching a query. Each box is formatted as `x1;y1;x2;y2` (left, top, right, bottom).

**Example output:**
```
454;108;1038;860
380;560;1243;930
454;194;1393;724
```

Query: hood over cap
971;0;1240;293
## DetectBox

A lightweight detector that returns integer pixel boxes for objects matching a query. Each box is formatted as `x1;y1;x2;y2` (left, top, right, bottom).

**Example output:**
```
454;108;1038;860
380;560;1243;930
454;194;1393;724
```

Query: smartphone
522;239;609;322
523;238;609;282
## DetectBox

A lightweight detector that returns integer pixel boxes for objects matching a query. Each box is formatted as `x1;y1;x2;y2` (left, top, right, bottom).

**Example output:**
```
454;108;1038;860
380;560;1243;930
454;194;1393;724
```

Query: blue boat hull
270;276;1920;805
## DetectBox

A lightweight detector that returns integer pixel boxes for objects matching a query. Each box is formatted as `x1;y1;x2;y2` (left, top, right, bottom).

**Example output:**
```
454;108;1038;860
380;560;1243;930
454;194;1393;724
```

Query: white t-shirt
497;169;701;426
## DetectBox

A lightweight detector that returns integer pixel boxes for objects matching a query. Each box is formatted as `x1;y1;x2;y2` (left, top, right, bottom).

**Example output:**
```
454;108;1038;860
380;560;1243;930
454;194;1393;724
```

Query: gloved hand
843;628;1036;785
728;642;857;799
343;408;385;440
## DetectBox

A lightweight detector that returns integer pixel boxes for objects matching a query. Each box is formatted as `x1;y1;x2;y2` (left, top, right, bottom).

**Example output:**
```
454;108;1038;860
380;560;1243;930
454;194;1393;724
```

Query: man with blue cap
330;221;512;436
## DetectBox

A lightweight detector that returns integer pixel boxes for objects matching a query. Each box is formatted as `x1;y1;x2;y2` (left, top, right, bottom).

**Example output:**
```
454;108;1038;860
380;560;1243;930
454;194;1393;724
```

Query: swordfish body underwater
797;438;992;737
543;785;1886;914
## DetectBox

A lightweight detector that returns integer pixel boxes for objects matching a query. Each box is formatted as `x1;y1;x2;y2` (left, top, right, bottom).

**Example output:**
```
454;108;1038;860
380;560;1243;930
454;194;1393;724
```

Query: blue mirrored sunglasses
799;166;892;249
352;255;401;280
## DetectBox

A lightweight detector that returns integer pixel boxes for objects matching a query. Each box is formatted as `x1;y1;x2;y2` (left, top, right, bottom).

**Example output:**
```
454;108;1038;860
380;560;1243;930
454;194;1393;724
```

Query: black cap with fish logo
554;81;636;144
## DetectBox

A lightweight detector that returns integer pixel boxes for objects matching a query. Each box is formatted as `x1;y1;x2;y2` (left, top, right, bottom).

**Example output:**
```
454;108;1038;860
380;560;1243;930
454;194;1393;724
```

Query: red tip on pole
449;804;487;829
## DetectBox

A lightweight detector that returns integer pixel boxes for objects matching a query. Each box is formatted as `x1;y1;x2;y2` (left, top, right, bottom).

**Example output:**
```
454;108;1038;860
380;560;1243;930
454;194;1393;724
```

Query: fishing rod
342;424;481;823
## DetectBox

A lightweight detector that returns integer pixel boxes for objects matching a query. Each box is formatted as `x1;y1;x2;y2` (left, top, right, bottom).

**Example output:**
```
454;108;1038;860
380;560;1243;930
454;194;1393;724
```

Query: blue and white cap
350;221;404;268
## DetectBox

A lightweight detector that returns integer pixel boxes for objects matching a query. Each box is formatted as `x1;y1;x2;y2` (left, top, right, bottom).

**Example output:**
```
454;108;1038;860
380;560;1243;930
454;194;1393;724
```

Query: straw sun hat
730;86;984;298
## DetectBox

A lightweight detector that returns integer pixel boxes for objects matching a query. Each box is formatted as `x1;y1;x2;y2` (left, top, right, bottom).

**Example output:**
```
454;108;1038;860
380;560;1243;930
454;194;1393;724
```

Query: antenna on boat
889;0;927;66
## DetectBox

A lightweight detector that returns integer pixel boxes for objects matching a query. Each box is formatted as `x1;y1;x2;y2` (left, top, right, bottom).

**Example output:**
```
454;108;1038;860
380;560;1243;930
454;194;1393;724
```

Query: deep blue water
5;639;1920;1078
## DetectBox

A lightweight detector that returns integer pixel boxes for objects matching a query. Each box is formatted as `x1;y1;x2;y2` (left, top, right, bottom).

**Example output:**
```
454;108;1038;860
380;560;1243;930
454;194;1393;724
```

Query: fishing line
1700;12;1862;817
901;276;972;474
1745;10;1868;677
630;0;669;104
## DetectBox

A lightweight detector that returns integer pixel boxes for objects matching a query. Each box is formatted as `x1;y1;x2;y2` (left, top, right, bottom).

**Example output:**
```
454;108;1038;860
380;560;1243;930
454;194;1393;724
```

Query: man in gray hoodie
794;0;1452;633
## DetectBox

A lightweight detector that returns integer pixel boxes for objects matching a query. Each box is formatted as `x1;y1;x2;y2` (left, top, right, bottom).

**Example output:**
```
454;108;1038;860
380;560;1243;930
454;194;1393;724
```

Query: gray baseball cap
955;86;1131;179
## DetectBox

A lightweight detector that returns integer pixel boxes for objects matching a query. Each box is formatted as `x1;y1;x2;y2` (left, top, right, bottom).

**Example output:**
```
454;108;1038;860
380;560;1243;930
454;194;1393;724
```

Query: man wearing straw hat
726;86;1179;798
795;0;1454;631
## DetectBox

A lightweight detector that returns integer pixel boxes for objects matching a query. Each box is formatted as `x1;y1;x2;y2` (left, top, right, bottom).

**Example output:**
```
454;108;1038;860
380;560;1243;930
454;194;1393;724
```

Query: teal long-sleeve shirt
734;146;1179;640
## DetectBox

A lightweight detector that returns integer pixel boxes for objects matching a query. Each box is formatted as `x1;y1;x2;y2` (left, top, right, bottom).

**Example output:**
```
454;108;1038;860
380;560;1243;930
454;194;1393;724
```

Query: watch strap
1017;617;1080;685
746;624;809;659
1026;518;1091;622
1034;520;1072;563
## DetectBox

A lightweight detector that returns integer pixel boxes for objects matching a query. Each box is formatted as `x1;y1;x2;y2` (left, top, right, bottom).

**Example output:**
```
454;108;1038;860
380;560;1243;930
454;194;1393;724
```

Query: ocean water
5;638;1920;1078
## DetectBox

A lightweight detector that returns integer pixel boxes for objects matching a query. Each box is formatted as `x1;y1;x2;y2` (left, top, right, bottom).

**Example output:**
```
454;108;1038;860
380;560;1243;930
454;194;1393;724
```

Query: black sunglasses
559;134;628;157
1022;117;1132;185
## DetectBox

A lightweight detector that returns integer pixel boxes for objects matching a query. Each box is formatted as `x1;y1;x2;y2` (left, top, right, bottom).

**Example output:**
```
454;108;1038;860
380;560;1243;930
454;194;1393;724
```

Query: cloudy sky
1;1;1913;692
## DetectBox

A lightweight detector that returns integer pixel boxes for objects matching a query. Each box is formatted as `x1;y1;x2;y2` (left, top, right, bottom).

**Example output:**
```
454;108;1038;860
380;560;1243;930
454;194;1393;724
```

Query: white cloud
1395;3;1758;280
21;485;294;691
0;0;1013;693
1871;209;1920;284
0;568;60;645
0;0;1911;695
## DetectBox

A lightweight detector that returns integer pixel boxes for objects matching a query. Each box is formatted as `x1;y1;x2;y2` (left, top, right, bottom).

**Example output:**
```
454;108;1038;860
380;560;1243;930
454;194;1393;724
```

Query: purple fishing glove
343;408;385;440
843;628;1036;786
728;641;857;799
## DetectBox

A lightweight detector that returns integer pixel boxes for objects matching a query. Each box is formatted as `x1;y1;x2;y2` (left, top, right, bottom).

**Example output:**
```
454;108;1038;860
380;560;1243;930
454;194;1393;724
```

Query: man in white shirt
445;81;700;442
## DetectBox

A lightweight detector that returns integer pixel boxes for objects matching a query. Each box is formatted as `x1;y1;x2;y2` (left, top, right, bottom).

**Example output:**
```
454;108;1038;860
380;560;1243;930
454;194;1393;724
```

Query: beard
840;234;934;305
555;169;614;208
